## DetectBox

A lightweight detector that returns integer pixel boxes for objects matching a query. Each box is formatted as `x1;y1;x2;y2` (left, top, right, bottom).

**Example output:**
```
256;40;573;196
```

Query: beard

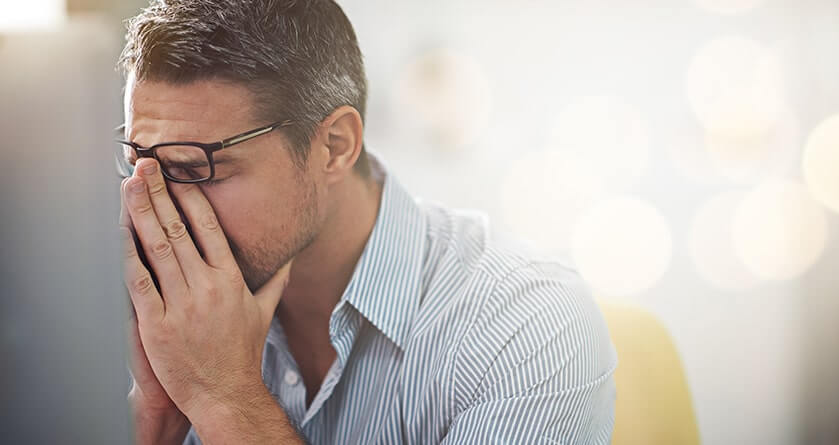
229;226;315;293
227;179;319;293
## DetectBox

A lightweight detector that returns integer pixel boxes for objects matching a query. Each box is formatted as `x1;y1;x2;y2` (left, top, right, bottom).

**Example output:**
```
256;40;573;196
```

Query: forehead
123;74;258;146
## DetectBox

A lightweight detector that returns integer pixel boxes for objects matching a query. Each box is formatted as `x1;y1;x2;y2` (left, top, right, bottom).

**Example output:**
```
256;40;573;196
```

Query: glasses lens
156;145;211;181
115;143;135;178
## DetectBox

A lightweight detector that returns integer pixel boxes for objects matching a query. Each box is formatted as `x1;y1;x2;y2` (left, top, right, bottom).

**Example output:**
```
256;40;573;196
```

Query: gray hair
118;0;370;175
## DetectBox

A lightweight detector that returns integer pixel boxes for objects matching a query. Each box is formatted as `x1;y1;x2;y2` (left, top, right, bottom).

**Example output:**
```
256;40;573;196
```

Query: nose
134;146;156;159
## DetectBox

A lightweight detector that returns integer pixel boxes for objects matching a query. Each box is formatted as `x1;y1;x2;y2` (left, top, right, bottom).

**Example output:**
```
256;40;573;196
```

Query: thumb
253;259;294;322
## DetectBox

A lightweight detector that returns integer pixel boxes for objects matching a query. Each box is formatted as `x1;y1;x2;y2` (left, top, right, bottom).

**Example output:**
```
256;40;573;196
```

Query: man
117;1;617;443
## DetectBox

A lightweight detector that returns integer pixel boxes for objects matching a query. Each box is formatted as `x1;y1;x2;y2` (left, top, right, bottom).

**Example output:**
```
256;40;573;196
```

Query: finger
120;225;165;323
119;178;131;228
168;182;236;270
135;158;205;279
124;176;188;303
253;259;294;325
120;179;147;318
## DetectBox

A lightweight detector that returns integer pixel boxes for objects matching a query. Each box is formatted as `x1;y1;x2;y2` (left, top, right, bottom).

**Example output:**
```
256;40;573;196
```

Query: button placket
284;369;300;386
265;320;309;425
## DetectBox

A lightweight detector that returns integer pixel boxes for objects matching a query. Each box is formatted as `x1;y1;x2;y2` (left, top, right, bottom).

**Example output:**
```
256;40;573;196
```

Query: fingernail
130;179;145;194
142;162;157;175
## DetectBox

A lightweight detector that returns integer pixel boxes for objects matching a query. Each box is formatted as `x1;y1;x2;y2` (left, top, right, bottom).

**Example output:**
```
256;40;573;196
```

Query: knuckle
198;281;222;300
134;201;154;215
147;181;167;197
201;212;220;231
150;239;174;260
130;275;155;295
206;285;221;299
163;219;189;241
227;269;245;287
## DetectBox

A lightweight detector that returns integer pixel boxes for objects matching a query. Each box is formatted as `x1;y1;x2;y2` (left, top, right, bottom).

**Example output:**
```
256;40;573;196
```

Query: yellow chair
600;303;701;445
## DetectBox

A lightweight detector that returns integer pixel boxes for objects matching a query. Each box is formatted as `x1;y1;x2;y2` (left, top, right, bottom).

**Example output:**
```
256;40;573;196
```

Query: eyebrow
115;124;220;148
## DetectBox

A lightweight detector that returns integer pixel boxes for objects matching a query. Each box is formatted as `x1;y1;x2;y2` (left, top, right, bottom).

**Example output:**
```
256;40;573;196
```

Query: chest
263;315;454;444
284;328;337;406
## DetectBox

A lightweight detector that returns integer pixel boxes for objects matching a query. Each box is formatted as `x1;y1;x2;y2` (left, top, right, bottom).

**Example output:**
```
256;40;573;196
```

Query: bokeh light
692;0;766;15
499;150;606;252
0;0;65;31
686;36;796;185
686;36;786;135
391;48;493;150
571;197;673;298
704;107;801;184
733;179;829;281
550;95;651;190
689;191;761;291
802;115;839;214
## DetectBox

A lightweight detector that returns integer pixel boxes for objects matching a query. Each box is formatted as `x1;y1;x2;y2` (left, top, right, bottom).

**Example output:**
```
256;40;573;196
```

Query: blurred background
1;0;837;444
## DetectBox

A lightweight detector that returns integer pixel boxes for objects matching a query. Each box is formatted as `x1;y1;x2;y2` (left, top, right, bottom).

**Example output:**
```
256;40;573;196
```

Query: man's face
123;75;322;291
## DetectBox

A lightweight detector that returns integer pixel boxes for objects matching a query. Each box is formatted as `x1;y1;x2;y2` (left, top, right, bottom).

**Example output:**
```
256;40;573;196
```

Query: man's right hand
122;181;191;445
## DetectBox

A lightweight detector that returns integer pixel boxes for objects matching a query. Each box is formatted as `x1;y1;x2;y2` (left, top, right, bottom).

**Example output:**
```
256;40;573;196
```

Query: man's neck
277;172;384;326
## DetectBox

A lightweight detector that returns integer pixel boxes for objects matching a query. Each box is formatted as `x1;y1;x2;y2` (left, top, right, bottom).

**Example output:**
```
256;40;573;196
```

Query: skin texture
121;75;382;444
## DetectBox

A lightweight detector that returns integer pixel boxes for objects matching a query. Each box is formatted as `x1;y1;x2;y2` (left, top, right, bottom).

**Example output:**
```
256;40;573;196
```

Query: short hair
118;0;370;176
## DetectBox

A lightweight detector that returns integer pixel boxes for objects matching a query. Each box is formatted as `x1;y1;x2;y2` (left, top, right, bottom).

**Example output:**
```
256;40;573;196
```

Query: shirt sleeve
442;263;617;444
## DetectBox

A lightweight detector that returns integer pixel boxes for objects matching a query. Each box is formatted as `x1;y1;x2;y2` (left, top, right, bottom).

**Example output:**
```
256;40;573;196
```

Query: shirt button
284;370;299;386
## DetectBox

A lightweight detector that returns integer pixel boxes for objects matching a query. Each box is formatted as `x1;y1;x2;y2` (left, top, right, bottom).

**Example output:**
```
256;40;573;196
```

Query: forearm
187;384;305;445
130;393;191;445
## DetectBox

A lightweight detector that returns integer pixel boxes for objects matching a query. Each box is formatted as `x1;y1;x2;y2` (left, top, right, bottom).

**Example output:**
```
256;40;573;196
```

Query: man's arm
130;375;304;445
442;264;617;444
185;384;303;444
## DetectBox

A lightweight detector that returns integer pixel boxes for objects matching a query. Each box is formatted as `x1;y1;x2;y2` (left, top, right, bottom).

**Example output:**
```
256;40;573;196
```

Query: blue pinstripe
184;154;616;444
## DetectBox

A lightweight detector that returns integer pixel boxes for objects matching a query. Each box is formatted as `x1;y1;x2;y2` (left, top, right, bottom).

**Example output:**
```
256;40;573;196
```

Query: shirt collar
334;152;427;351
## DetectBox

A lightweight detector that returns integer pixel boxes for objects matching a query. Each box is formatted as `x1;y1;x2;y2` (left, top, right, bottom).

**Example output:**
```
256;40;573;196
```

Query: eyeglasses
115;120;294;184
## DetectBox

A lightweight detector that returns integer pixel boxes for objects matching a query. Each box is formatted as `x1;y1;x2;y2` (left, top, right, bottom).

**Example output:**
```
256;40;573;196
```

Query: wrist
183;378;268;426
186;382;303;444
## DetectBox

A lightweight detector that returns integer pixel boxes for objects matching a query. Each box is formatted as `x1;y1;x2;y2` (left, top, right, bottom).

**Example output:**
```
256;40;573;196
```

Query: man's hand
121;158;299;443
121;187;190;445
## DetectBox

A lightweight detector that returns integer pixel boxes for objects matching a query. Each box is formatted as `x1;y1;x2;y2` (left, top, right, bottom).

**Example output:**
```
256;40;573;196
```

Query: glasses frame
115;119;294;184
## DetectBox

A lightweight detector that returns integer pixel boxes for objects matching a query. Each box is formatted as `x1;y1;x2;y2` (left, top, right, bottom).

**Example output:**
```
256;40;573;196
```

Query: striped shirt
184;154;617;444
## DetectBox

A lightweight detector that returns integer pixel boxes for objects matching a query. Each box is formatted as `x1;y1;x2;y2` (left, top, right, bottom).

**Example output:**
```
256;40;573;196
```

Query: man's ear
319;105;364;185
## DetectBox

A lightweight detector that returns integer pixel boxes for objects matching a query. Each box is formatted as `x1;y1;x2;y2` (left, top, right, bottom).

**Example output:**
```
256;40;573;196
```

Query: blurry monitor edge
0;18;132;444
